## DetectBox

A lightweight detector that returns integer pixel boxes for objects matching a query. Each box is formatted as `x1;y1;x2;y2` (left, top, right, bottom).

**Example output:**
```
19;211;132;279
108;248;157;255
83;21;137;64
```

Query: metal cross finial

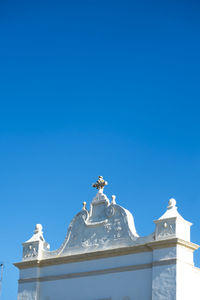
92;176;108;190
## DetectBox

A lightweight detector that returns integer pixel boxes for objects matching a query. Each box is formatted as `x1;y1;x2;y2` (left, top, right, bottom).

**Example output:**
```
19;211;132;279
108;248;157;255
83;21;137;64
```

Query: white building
15;176;200;300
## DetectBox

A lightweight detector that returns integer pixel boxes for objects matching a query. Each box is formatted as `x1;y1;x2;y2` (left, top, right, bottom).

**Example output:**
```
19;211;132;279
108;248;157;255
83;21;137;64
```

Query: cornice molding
14;238;199;270
18;258;179;284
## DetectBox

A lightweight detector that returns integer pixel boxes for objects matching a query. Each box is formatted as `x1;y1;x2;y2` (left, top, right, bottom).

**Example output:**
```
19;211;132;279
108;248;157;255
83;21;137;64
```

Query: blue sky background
0;0;200;298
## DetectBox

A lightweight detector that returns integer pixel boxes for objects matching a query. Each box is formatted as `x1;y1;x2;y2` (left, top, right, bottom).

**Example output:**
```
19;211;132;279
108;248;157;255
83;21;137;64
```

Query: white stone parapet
154;198;192;242
22;224;50;261
20;187;193;262
14;177;200;300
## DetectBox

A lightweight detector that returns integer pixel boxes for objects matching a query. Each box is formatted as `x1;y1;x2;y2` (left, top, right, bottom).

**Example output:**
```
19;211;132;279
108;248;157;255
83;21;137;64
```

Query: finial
82;201;87;210
92;176;108;191
167;198;177;209
111;195;116;204
34;224;43;234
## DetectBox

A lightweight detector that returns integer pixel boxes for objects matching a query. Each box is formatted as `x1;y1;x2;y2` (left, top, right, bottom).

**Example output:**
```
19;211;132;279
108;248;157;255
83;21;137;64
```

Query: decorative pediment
22;176;154;261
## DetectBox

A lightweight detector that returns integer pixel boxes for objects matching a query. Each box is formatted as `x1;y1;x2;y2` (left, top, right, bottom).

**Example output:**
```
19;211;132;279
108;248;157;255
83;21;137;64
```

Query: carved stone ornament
22;177;176;261
154;198;192;241
156;221;176;239
23;243;39;260
22;224;49;261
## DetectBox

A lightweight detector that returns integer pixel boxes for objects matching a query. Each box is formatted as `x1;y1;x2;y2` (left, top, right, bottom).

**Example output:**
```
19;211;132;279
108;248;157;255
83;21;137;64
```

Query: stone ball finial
34;224;43;234
168;198;176;209
82;201;87;210
111;195;116;204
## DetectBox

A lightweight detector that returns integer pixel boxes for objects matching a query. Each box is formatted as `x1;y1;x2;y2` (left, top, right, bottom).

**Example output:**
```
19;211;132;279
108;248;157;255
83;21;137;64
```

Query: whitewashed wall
18;243;200;300
39;269;152;300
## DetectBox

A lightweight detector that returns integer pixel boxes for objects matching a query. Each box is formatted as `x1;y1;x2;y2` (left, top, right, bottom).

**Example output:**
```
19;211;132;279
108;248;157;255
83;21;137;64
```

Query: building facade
15;176;200;300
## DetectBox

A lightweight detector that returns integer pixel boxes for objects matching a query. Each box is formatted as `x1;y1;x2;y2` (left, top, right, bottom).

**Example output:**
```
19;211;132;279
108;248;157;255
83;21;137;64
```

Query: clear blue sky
1;0;200;298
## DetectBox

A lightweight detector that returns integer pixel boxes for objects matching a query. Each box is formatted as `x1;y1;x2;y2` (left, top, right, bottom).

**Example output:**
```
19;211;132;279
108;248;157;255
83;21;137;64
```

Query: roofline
14;238;199;270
